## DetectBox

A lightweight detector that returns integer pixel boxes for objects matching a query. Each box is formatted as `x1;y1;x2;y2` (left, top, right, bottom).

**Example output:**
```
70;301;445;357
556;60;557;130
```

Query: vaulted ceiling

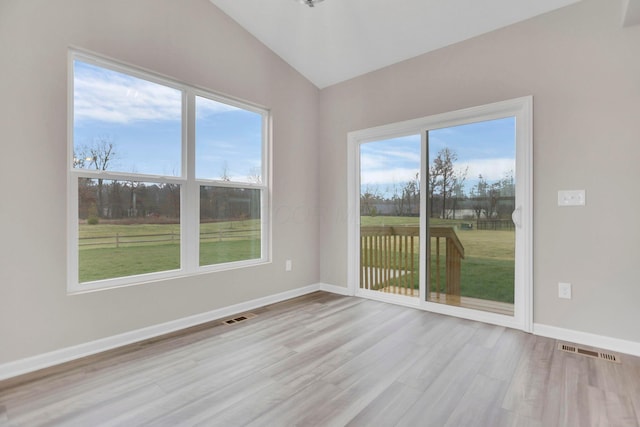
210;0;583;89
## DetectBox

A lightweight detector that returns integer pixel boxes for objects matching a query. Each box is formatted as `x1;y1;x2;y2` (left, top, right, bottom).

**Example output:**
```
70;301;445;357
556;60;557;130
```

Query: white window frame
347;96;533;332
67;49;271;293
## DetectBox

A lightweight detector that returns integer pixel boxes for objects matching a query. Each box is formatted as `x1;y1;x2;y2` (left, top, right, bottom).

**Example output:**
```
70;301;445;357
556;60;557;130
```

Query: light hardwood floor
1;292;639;426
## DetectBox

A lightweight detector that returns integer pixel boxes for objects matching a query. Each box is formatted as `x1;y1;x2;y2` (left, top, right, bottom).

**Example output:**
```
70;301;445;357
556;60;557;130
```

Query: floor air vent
557;343;621;363
222;313;257;325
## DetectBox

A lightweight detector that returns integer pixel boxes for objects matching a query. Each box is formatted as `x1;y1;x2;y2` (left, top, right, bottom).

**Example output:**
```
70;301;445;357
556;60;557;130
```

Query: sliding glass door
359;135;422;297
426;118;516;316
349;97;532;331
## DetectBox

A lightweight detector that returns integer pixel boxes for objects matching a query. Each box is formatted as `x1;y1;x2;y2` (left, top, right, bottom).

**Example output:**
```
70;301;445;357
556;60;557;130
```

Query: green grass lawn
361;216;515;303
78;220;260;283
199;239;260;267
79;239;261;283
79;244;180;282
460;257;514;302
78;216;514;305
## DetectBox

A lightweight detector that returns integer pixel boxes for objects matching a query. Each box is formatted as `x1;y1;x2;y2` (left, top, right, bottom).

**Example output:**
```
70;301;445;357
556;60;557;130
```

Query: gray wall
319;0;640;343
0;0;320;364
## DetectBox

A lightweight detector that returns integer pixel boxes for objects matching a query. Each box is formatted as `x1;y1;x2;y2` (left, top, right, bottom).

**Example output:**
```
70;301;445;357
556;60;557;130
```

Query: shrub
87;216;99;225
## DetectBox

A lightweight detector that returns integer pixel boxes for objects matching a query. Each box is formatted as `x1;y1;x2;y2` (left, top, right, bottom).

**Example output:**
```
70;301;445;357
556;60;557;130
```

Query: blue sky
360;135;422;196
73;60;262;182
73;60;512;192
360;117;515;197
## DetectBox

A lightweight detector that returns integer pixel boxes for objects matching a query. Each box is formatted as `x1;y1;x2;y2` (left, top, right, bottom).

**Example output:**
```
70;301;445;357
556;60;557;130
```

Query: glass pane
427;117;515;315
73;60;182;176
199;186;261;266
196;96;262;183
78;178;181;283
359;135;421;296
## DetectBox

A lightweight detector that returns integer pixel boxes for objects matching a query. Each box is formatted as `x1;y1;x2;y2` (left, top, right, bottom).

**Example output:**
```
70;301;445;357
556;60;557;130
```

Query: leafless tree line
361;148;515;220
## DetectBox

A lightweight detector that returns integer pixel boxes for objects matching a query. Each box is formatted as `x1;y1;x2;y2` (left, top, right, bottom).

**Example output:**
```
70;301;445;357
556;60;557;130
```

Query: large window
68;51;270;292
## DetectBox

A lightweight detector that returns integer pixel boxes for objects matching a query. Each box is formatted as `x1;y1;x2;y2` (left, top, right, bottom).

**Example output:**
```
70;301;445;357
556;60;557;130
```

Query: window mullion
183;91;198;272
262;113;271;263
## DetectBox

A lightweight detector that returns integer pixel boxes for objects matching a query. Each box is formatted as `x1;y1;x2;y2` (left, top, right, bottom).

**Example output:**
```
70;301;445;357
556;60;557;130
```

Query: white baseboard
533;323;640;357
318;282;353;296
0;283;322;381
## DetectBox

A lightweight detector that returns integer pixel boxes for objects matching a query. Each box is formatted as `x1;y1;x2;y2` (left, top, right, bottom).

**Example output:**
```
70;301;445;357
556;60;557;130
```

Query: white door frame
347;96;533;332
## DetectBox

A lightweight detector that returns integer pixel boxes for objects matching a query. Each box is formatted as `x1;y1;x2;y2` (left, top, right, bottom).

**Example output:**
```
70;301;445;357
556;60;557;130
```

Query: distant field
79;220;259;246
77;216;514;304
78;220;260;283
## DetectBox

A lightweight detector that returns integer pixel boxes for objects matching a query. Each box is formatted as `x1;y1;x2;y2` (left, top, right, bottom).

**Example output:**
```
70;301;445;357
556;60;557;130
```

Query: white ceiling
210;0;582;89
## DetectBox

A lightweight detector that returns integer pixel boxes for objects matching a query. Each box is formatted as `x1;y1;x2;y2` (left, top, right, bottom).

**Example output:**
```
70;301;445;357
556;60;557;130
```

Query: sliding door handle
512;206;522;229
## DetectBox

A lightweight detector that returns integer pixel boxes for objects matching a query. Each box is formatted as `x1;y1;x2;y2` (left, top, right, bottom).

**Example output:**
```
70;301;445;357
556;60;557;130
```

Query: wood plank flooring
1;292;639;426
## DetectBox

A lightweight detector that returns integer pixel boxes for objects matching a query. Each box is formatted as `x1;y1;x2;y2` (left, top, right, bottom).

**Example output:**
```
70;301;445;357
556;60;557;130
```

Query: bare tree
73;151;90;168
361;184;383;216
469;174;487;219
470;174;503;220
450;166;468;219
247;167;262;184
432;148;458;219
162;183;181;219
428;163;439;218
220;161;231;182
393;172;420;216
76;136;117;217
496;170;515;219
126;180;143;217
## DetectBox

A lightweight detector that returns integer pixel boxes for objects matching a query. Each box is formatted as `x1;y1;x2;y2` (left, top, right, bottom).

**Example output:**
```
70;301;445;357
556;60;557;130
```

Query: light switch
558;282;572;299
558;190;585;206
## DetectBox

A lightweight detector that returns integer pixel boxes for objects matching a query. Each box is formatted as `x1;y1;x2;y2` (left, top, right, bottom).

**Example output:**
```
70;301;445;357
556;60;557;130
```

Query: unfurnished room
1;0;639;425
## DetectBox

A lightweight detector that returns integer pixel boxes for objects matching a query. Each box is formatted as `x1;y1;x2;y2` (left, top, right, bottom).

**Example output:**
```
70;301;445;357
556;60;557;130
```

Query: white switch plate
285;260;292;271
558;282;572;299
558;190;586;206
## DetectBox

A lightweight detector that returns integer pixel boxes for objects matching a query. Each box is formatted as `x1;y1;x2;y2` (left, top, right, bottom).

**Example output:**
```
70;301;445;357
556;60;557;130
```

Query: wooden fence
360;225;465;297
79;228;260;249
476;219;514;231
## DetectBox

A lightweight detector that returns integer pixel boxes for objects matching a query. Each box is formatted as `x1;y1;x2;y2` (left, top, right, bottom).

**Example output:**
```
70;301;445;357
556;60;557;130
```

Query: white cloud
458;158;515;182
361;157;513;190
360;150;420;171
74;69;181;123
361;167;420;186
196;96;241;117
379;149;421;163
199;139;240;151
360;153;388;170
73;63;238;124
